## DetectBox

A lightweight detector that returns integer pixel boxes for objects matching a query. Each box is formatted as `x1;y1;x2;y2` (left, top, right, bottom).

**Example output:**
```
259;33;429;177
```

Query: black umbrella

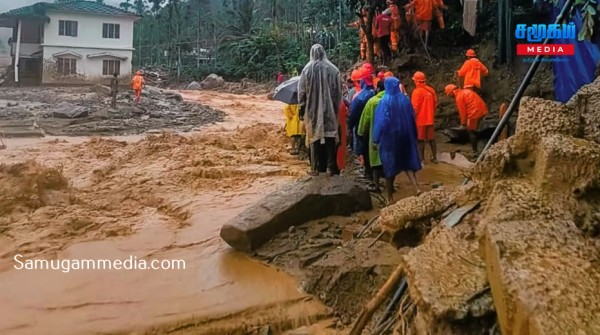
273;76;301;104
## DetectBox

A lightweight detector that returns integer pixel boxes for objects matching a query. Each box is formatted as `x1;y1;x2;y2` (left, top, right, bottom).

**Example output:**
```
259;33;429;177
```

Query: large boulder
220;175;372;252
483;219;600;335
186;81;202;90
52;102;89;119
201;74;225;90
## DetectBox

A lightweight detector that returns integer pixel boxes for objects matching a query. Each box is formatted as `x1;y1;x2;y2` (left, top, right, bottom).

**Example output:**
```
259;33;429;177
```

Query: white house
0;1;140;84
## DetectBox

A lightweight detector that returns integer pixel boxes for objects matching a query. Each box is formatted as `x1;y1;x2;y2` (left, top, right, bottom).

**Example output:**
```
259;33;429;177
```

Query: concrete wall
41;11;136;84
42;46;132;84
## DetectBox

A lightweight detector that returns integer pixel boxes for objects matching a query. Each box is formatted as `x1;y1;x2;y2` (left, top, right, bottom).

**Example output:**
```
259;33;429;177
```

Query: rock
377;188;456;241
186;81;202;90
165;92;183;101
531;134;600;194
143;85;164;97
482;219;600;335
567;76;600;144
220;175;372;252
288;226;296;234
431;182;443;189
91;84;111;97
403;223;492;328
515;97;581;144
200;73;225;90
0;79;5;86
6;102;18;107
52;102;89;119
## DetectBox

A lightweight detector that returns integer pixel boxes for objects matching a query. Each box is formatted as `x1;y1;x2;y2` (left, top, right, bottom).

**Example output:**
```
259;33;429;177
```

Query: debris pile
367;78;600;334
0;86;226;136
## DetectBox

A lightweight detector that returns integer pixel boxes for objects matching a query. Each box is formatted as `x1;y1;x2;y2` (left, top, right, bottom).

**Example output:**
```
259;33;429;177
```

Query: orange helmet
444;84;458;96
412;71;426;82
466;49;476;57
384;71;394;78
351;69;362;82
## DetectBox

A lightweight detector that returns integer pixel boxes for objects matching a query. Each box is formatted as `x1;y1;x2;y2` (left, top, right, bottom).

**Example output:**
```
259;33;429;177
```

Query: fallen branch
349;264;405;335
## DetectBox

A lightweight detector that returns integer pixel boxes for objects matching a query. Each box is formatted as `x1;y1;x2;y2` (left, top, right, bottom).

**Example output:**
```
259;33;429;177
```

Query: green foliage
133;0;359;82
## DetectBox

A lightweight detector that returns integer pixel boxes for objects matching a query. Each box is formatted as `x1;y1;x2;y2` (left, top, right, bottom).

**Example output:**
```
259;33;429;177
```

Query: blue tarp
551;0;600;102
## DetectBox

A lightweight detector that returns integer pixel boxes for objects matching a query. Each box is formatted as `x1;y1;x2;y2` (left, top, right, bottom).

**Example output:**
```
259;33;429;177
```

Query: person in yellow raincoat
284;104;304;155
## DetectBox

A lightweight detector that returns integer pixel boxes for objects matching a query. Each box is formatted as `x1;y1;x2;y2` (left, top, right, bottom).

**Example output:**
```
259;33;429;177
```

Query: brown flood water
0;90;465;334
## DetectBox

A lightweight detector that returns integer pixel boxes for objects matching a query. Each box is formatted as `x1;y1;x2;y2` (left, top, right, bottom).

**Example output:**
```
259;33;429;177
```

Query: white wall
44;11;135;51
40;10;136;83
42;46;132;83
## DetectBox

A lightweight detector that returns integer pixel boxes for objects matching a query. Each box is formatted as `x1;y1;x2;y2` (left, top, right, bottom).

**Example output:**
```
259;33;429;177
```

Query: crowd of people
283;44;489;202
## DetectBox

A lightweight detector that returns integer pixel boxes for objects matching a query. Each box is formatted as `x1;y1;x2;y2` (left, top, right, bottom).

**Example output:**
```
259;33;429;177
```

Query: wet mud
0;91;328;335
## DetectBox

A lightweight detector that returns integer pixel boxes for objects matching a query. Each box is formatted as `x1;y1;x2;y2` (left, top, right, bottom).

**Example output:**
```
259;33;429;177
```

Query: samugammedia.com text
13;254;186;273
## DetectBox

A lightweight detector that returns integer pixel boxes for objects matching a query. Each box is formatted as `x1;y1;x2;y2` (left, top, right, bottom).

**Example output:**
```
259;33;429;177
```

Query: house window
57;58;76;75
59;20;78;37
103;60;121;76
102;24;120;39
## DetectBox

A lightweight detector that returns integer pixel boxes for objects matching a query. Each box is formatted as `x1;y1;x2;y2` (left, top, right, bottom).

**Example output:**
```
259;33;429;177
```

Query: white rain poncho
298;44;342;144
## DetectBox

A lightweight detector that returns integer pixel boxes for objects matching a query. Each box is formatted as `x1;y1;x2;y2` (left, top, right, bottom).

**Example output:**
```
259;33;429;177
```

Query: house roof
0;1;139;20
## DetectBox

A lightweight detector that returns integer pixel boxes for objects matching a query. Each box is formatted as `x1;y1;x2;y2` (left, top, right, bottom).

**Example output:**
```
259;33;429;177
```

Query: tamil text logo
515;23;576;56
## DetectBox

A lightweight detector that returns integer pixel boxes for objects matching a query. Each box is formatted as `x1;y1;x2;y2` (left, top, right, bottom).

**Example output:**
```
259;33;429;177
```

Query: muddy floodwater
0;89;466;334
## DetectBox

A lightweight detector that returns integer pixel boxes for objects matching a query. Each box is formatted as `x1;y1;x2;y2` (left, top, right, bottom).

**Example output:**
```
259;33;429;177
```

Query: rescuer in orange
411;71;438;164
406;0;434;45
433;0;447;29
445;84;488;155
131;70;145;103
374;71;386;89
387;0;401;52
456;49;489;90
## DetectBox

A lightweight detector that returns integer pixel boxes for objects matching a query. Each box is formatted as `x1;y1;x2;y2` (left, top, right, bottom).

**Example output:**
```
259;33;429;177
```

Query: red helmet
466;49;476;57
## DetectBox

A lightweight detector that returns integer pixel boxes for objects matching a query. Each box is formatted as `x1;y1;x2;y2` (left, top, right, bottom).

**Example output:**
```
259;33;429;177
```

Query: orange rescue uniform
131;72;145;102
411;82;438;140
457;58;489;89
407;0;434;31
453;88;488;130
388;3;401;51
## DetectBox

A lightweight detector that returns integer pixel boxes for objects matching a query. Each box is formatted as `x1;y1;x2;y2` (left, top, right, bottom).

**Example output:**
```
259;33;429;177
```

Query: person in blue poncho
347;69;375;179
373;76;422;203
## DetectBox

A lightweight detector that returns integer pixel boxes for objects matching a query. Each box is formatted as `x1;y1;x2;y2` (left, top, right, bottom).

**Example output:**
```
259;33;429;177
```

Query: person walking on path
373;77;422;202
456;49;489;91
131;70;145;104
298;44;342;176
348;69;376;180
411;71;438;164
358;79;386;192
376;9;393;65
444;84;488;156
110;73;119;108
284;104;304;155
